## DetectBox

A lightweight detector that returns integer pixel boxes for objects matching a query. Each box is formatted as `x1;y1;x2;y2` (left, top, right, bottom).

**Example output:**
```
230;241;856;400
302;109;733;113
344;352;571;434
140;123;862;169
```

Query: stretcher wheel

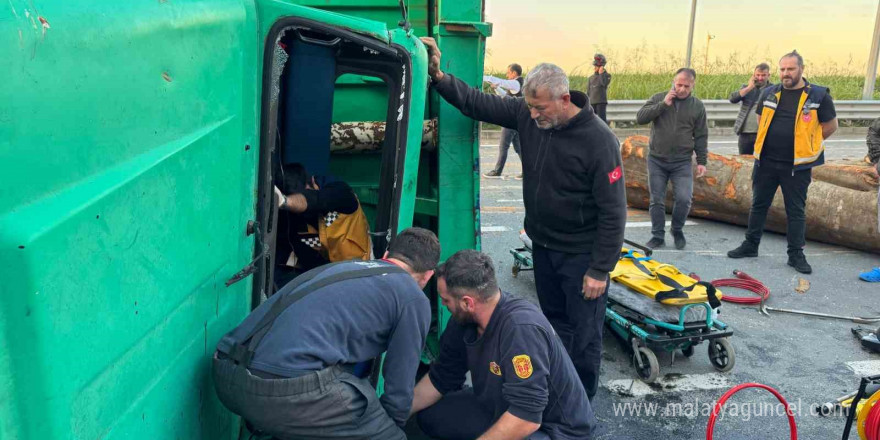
633;347;660;383
708;338;735;372
512;261;521;278
681;345;695;358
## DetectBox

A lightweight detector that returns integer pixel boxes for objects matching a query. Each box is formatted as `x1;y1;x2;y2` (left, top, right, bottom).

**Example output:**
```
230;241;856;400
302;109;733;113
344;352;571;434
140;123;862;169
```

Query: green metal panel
289;0;431;36
431;3;491;334
0;1;428;439
331;76;389;123
0;1;258;438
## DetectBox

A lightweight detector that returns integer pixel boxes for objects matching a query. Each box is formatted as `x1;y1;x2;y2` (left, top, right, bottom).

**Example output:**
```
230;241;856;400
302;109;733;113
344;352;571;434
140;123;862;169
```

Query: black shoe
788;253;813;274
727;241;758;258
672;231;686;250
482;170;503;179
645;237;665;249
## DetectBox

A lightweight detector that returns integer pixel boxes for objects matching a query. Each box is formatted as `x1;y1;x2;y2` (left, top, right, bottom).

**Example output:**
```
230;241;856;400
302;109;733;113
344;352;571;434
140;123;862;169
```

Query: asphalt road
466;135;878;439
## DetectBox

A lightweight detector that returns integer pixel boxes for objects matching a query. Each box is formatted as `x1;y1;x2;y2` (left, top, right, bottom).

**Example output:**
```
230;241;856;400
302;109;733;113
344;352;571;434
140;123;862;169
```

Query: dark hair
436;249;498;302
780;50;804;67
755;62;770;72
387;227;440;273
674;67;697;80
281;163;309;194
508;63;523;76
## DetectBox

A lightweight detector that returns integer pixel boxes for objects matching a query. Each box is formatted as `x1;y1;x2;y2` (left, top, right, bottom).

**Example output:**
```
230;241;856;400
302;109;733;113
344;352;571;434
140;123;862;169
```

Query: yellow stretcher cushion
610;248;723;306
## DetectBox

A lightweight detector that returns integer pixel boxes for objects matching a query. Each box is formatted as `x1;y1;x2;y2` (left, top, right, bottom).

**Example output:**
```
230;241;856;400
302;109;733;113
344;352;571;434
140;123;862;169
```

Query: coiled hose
709;270;770;305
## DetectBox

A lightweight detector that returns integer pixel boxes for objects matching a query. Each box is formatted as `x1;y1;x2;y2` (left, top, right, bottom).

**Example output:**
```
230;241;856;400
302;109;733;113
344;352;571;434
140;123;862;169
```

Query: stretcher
510;232;735;383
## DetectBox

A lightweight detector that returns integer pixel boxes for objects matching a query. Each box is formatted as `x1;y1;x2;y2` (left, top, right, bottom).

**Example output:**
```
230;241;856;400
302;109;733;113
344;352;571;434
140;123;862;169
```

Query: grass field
486;70;880;101
485;48;880;100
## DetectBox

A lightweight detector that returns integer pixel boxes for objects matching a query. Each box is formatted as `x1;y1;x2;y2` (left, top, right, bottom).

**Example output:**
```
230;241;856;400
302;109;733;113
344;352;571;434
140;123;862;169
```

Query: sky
484;0;880;75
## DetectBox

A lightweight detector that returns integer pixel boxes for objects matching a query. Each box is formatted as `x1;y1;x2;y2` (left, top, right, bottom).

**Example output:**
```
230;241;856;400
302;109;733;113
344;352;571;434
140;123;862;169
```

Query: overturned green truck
0;0;490;437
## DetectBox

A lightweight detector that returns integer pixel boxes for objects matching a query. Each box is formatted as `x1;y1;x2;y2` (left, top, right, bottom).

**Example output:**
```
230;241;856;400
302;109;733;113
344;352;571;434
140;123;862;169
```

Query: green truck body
0;0;489;438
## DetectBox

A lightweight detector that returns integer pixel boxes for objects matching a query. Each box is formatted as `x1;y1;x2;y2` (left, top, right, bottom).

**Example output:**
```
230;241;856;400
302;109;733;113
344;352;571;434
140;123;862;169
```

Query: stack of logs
621;135;880;253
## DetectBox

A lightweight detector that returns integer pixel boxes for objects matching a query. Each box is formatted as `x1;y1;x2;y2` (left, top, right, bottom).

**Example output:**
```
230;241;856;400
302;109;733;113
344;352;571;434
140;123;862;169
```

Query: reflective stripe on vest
753;81;827;170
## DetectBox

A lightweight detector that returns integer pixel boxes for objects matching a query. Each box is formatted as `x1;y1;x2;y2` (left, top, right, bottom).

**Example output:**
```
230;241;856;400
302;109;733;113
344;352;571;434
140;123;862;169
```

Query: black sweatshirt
433;74;627;279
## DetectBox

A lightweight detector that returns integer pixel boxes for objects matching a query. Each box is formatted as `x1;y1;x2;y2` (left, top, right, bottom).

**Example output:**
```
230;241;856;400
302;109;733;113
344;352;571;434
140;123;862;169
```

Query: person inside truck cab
272;162;371;288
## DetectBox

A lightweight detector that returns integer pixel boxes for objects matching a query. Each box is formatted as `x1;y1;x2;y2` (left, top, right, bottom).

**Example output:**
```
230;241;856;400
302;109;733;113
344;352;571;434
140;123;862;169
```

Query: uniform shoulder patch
489;362;502;376
608;166;622;184
512;354;533;379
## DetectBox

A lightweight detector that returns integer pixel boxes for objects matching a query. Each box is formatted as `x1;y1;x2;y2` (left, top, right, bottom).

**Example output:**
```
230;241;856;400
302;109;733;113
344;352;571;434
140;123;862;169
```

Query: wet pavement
409;134;880;439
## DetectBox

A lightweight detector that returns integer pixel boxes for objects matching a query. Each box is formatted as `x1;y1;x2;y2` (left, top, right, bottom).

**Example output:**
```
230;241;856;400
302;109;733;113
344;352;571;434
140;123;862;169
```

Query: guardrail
606;100;880;123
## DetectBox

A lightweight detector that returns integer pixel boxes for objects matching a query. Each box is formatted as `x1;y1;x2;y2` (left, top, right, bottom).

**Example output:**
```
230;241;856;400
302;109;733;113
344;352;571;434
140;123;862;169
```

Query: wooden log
329;119;437;153
621;135;880;254
811;160;879;192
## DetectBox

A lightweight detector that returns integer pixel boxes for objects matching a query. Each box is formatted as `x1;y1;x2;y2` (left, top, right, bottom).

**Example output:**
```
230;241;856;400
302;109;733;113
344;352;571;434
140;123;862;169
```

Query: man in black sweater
420;37;627;401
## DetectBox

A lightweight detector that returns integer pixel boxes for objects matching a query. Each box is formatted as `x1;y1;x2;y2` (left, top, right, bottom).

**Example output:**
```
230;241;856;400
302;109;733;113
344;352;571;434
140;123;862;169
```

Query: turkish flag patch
608;166;622;184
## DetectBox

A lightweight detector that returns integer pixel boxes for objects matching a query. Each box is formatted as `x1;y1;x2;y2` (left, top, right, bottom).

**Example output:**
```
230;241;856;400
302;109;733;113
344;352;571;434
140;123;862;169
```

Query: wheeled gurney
509;231;735;383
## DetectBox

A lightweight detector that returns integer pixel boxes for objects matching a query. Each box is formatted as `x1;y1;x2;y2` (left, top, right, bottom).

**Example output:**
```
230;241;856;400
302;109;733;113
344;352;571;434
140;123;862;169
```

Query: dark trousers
532;244;607;400
492;128;522;173
647;156;694;239
591;103;607;124
213;355;404;440
417;389;550;440
744;164;812;255
738;133;757;155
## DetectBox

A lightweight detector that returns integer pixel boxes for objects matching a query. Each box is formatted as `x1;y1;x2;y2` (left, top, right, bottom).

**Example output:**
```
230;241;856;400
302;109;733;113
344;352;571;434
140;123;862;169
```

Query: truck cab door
248;2;429;304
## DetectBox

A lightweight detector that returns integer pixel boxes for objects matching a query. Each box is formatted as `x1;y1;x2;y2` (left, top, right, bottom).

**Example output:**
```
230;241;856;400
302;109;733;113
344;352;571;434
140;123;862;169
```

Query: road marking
482;206;522;213
605;373;733;397
481;185;522;190
481;226;510;232
626;221;698;228
846;360;880;377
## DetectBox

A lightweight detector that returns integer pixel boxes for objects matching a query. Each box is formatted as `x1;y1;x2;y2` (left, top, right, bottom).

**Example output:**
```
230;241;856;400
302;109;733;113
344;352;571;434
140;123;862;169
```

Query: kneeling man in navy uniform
410;250;596;440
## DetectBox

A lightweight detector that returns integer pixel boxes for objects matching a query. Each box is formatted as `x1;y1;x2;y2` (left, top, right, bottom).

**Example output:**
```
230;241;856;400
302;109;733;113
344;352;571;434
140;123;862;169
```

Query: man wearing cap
587;54;611;124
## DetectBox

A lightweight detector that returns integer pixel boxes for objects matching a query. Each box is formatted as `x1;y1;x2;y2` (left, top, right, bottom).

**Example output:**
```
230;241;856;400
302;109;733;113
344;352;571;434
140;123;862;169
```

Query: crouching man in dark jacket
212;227;440;440
420;37;626;402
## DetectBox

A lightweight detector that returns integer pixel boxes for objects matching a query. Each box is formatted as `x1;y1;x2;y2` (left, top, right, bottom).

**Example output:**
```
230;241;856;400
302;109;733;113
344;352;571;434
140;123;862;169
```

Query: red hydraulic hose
867;397;880;440
706;383;797;440
710;270;770;305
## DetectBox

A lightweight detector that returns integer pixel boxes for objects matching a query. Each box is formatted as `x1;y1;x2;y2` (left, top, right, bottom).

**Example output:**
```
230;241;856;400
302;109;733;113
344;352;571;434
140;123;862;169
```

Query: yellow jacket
753;80;830;171
305;202;372;263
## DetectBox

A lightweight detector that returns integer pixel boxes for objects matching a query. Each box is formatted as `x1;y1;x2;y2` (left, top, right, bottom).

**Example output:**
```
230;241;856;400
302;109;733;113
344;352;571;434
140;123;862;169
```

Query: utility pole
863;0;880;99
685;0;697;68
704;33;715;72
